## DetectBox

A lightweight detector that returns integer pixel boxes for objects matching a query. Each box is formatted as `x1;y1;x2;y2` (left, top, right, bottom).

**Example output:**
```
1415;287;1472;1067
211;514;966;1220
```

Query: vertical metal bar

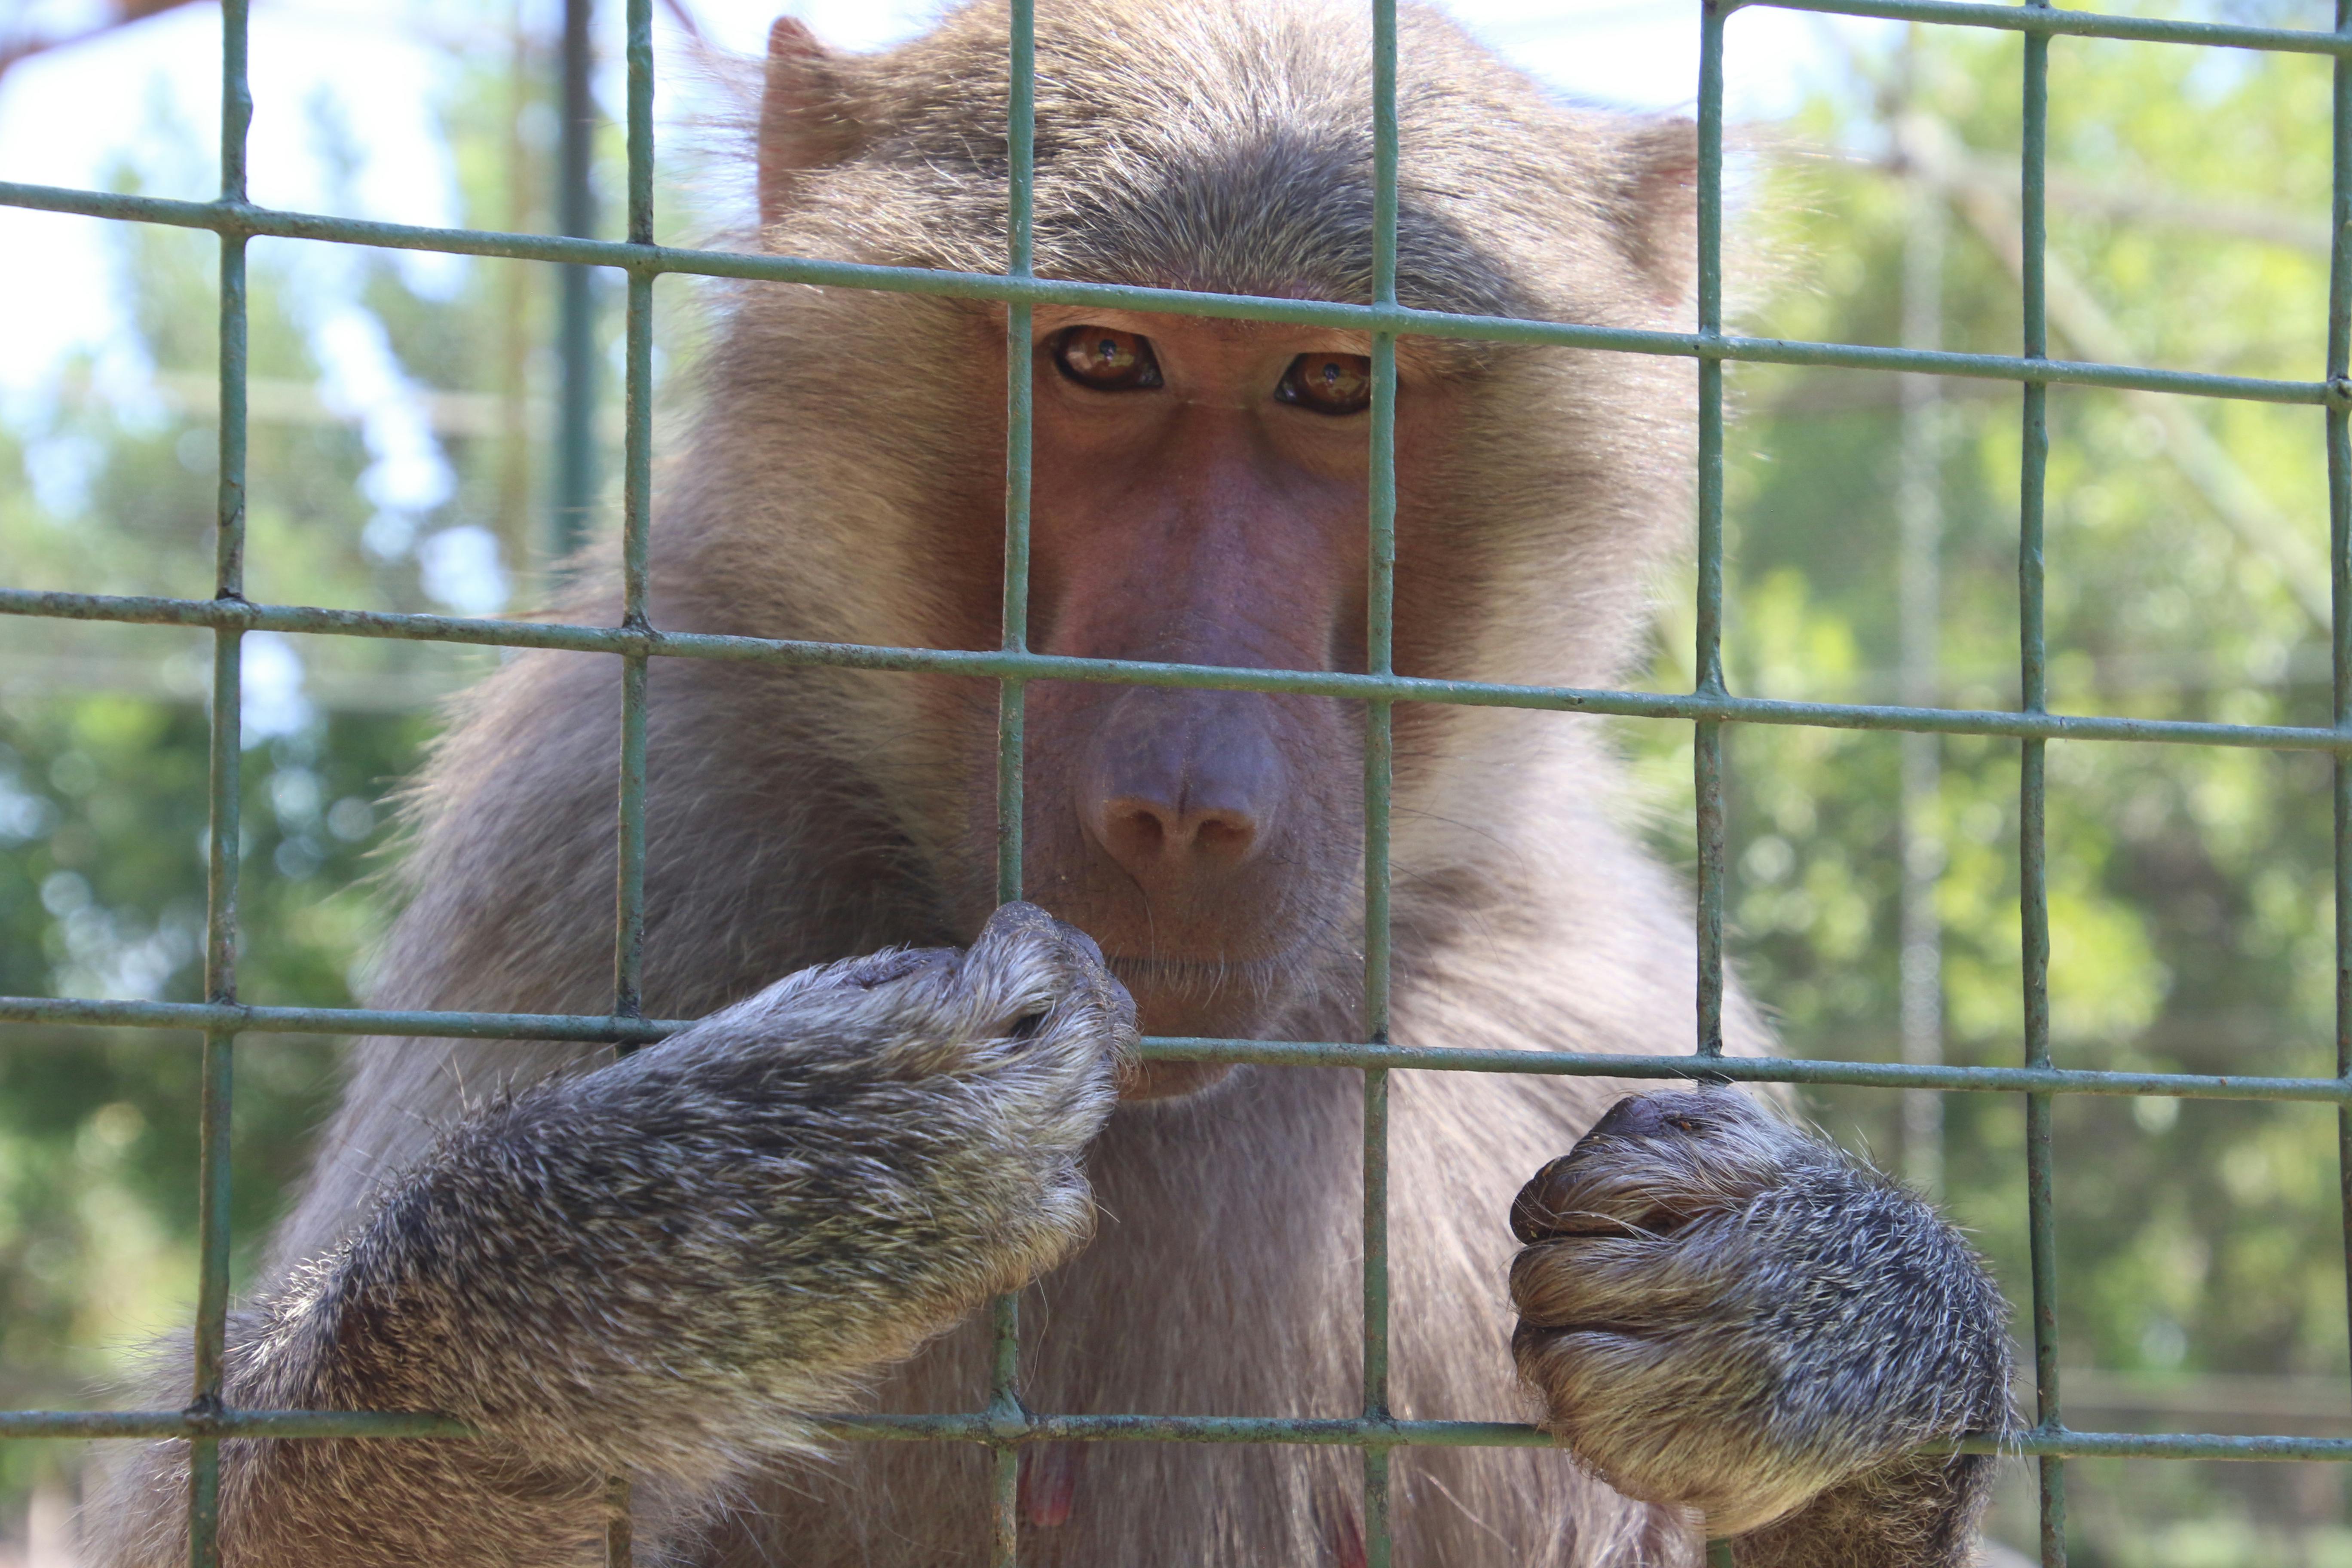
604;1476;634;1567
189;2;251;1563
1897;37;1949;1197
2328;0;2352;1402
2018;11;2066;1565
1693;0;1727;1061
610;0;653;1028
987;1292;1021;1565
603;3;654;1562
554;0;599;565
1692;15;1730;1553
497;0;536;554
990;1;1037;1561
1362;0;1399;1561
997;0;1035;911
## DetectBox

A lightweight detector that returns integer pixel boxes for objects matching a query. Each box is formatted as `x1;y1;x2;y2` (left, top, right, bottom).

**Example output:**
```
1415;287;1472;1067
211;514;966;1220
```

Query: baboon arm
89;908;1131;1568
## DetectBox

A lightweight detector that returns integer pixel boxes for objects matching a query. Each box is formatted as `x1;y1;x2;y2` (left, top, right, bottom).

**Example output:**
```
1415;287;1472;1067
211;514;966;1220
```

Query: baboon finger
1510;1090;1822;1245
834;946;959;991
1510;1237;1663;1326
1509;1230;1735;1330
1510;1156;1697;1244
1511;1319;1673;1421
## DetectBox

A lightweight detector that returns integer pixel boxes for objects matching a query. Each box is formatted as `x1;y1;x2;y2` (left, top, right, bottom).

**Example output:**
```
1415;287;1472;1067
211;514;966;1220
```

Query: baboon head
673;0;1697;1090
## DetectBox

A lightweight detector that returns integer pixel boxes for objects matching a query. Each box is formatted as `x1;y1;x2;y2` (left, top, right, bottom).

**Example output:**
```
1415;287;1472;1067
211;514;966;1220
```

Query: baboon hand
749;897;1137;1127
360;903;1138;1417
685;899;1140;1295
1508;1090;2011;1543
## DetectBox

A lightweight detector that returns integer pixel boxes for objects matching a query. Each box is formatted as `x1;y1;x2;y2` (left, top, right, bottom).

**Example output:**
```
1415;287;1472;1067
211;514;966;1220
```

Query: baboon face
870;304;1473;1090
720;0;1697;1091
1015;310;1428;1066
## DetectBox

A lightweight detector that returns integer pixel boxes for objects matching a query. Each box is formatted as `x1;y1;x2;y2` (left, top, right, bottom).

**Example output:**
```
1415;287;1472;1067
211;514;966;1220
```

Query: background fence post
186;0;252;1561
553;0;600;568
2018;3;2068;1562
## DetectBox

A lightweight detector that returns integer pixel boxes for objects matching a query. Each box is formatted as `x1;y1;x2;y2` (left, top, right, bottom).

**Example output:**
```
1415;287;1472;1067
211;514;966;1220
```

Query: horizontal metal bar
1137;1038;2352;1104
6;996;2347;1104
6;1408;2344;1464
0;182;2338;408
1991;1428;2352;1462
0;1410;471;1440
821;1413;1548;1449
2;588;2343;754
1737;0;2352;55
827;1414;2352;1464
0;994;672;1043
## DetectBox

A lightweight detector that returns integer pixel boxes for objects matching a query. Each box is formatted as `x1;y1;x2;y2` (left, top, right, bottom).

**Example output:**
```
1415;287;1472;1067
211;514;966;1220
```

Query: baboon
93;0;2014;1563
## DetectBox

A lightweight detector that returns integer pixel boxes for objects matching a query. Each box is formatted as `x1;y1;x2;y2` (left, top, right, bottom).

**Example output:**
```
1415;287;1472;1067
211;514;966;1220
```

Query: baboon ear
1608;119;1699;308
759;15;864;230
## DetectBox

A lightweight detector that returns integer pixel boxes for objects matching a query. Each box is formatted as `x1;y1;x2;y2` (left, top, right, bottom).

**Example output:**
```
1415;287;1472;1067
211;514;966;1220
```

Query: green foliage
1613;17;2351;1559
0;39;545;1510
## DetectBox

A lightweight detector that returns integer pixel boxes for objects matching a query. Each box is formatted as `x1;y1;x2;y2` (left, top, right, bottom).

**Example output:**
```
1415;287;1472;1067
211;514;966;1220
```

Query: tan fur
81;1;2012;1563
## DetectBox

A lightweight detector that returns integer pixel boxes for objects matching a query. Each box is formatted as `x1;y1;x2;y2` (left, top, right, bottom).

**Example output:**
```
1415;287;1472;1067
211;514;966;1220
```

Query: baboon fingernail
1510;1159;1580;1242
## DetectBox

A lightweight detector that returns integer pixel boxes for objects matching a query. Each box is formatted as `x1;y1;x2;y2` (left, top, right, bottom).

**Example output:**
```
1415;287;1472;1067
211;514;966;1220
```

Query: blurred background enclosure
0;0;2348;1561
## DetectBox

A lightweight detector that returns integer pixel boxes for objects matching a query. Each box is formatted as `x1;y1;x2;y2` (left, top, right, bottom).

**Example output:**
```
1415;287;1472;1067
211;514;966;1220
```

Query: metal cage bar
18;584;2352;746
6;3;2352;1567
989;0;1039;1558
2335;0;2352;1467
1695;0;1728;1072
1362;1;1402;1561
602;0;659;1553
21;993;2352;1099
1694;13;1733;1553
15;178;2344;403
2017;5;2065;1560
185;0;252;1560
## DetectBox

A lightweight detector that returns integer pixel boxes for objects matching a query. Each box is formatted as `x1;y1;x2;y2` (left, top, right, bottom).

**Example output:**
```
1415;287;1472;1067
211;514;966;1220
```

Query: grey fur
1512;1090;2013;1556
84;0;2014;1562
95;905;1131;1565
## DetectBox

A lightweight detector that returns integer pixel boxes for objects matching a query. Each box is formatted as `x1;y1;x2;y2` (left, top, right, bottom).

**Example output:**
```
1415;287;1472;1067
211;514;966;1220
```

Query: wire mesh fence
1;0;2350;1563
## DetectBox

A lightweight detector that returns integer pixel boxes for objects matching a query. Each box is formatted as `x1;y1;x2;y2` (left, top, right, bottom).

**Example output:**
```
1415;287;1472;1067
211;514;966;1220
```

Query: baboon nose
1091;793;1262;878
1078;691;1281;893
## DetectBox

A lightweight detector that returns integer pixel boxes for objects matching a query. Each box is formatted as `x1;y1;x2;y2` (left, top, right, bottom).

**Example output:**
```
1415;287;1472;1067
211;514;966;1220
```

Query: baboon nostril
1124;811;1167;858
1075;691;1284;893
1194;817;1253;860
1089;796;1260;884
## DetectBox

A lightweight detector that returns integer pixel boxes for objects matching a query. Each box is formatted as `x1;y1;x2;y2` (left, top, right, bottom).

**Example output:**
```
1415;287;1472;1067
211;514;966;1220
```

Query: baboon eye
1277;352;1373;416
1051;325;1163;392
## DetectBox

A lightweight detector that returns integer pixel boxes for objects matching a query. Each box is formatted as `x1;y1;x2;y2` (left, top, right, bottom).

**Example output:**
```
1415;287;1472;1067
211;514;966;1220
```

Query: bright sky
0;0;1885;645
0;0;1887;402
